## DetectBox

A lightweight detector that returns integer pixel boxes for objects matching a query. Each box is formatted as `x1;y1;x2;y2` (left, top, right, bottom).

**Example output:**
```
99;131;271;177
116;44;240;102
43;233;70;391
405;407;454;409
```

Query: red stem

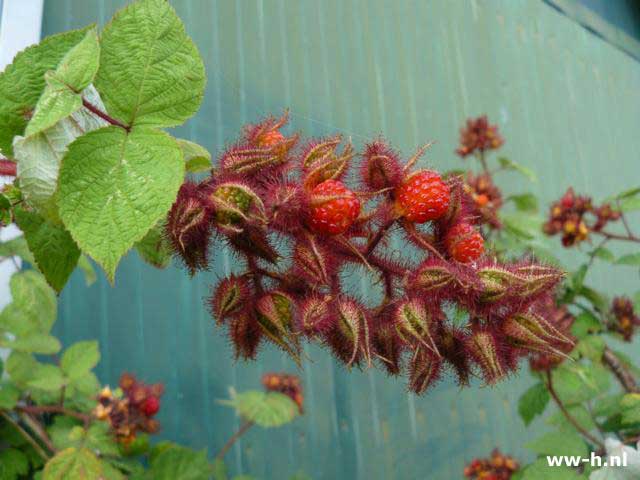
82;98;130;131
17;405;92;427
215;420;253;460
0;159;17;177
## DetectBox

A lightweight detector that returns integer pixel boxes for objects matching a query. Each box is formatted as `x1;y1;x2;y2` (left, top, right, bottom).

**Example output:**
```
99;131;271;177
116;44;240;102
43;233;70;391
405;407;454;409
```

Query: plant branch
602;347;639;393
17;404;92;427
215;420;253;460
593;229;640;243
545;371;604;449
82;98;130;131
19;412;57;454
0;158;17;177
0;410;50;461
364;219;395;257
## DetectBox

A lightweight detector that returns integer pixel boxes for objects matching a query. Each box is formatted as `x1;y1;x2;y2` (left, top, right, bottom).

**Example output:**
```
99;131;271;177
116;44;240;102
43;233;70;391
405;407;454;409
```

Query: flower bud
329;298;371;367
503;313;573;354
210;275;251;324
466;331;505;384
512;265;564;298
256;291;300;363
360;140;402;190
477;267;520;302
412;259;455;292
228;312;263;360
210;182;265;231
303;143;354;190
408;349;442;394
298;295;333;335
395;298;439;355
301;136;342;169
293;236;334;287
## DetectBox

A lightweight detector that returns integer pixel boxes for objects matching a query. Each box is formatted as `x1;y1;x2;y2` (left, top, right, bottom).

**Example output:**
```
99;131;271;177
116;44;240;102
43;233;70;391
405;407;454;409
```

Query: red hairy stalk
81;98;130;131
167;113;568;394
0;158;16;176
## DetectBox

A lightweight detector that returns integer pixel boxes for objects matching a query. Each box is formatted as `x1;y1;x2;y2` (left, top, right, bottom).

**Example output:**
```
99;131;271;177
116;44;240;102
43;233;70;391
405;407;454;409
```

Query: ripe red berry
445;223;484;263
395;170;450;223
308;180;360;235
140;396;160;417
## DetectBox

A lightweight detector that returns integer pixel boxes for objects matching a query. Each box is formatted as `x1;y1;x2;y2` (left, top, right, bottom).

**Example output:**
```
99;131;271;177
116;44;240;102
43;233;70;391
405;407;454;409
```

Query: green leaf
5;352;38;385
571;336;605;362
95;0;206;128
57;126;184;281
547;404;597;433
0;383;20;409
526;430;588;457
571;312;602;339
498;157;537;182
590;246;615;262
619;196;640;212
145;445;211;480
221;391;299;427
615;253;640;266
61;341;100;380
48;416;82;451
27;364;65;392
0;270;57;336
15;208;80;293
77;255;97;286
14;85;108;222
518;382;550;426
592;394;624;417
0;448;30;480
551;363;610;405
43;447;103;480
0;26;91;156
0;333;61;354
24;28;100;137
135;223;172;268
212;459;228;480
177;139;212;173
508;192;539;212
620;393;640;426
0;236;35;263
520;458;584;480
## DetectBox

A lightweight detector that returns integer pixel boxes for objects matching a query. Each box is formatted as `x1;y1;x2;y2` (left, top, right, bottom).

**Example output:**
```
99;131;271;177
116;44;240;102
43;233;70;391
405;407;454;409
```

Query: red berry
140;396;160;417
308;180;360;235
395;170;450;223
445;223;484;263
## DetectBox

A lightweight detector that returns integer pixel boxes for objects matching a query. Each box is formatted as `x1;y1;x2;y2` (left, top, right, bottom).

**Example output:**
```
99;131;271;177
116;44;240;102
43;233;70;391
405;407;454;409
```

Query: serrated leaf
57;126;184;281
43;447;103;480
590;246;615;262
571;312;602;339
135;223;172;268
77;255;97;286
61;341;100;380
0;26;91;156
551;363;610;405
620;394;640;426
0;333;61;354
0;236;35;263
14;208;80;293
222;391;299;427
48;416;82;451
27;364;65;392
509;192;538;212
14;85;108;222
145;445;211;480
592;394;624;417
526;430;588;457
25;77;82;138
616;253;640;266
5;352;38;385
518;382;550;426
177;139;212;173
53;27;100;91
520;458;584;480
0;448;30;479
0;270;56;336
0;383;20;409
95;0;206;128
498;157;537;182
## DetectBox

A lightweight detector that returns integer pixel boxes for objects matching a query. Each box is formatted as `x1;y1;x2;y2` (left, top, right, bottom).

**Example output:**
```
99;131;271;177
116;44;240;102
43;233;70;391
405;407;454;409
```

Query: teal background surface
41;1;640;479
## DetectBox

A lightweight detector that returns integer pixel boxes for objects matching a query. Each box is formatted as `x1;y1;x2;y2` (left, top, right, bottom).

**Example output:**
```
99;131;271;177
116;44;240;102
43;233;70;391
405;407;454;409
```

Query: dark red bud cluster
262;372;304;413
609;296;640;342
463;172;503;229
167;113;568;394
528;296;575;372
456;115;504;158
464;449;519;479
543;187;621;247
94;373;164;443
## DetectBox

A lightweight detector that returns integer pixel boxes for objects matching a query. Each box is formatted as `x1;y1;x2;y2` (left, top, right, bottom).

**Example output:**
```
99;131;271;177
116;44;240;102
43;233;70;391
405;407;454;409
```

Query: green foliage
144;443;210;480
497;156;537;182
60;341;100;380
221;391;300;428
526;431;588;458
519;459;586;480
135;223;172;268
178;139;212;173
42;447;104;480
518;382;550;426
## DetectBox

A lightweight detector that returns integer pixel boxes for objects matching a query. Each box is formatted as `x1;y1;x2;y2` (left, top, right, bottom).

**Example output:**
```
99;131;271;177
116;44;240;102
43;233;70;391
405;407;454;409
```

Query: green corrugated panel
42;1;640;479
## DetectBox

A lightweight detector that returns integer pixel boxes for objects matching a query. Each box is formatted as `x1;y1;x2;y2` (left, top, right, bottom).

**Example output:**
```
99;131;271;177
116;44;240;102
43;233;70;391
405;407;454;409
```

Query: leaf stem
17;405;92;427
0;410;50;460
602;347;639;393
18;411;57;454
0;158;17;176
593;230;640;244
215;420;253;461
81;98;130;132
545;371;604;449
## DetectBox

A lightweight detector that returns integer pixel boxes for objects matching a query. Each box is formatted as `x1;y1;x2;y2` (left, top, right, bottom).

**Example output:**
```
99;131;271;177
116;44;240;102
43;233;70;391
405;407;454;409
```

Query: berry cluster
464;449;519;480
167;113;568;393
609;296;640;342
543;188;621;247
262;372;304;413
463;172;503;229
94;373;164;443
455;115;504;158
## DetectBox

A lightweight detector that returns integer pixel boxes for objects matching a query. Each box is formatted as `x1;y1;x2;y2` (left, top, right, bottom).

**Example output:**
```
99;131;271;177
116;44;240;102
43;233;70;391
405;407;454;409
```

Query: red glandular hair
166;113;569;394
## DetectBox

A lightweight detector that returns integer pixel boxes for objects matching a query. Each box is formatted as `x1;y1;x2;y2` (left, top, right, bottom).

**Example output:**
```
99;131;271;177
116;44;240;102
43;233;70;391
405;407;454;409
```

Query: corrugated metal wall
42;1;640;479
